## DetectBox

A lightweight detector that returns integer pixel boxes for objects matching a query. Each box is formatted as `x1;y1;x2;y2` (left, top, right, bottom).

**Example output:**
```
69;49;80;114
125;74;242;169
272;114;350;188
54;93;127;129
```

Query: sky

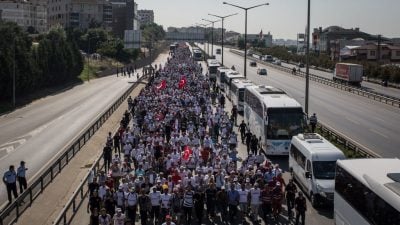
136;0;400;39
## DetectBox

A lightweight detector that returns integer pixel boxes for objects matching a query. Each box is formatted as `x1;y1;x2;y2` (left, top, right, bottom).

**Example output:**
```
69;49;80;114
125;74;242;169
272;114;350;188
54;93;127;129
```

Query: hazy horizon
137;0;400;39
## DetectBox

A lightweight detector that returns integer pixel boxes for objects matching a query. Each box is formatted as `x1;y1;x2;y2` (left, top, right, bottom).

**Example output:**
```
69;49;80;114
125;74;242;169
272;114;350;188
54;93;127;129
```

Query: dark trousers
127;205;137;223
6;183;18;203
206;201;215;216
140;210;148;225
287;197;295;218
104;157;111;172
195;206;203;224
295;210;305;225
151;205;160;222
18;177;27;194
183;206;192;224
228;204;238;221
310;124;316;133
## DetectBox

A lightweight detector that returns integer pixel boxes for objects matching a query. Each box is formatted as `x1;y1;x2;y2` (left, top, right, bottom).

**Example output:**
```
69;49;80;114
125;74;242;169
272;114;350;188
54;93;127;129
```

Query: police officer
17;161;28;194
3;165;18;203
309;113;318;133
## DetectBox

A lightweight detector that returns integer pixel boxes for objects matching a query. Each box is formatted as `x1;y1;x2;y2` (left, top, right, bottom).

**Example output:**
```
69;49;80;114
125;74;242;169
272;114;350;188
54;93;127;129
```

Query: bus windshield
209;66;218;74
313;161;336;179
267;108;304;140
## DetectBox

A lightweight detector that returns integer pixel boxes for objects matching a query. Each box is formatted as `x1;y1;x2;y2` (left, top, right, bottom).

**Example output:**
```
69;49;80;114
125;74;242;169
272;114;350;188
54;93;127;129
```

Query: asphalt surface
229;48;400;99
198;43;400;158
0;56;168;205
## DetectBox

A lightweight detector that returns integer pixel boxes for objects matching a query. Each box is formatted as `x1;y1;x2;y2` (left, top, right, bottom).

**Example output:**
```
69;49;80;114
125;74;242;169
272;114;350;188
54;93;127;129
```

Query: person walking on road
309;113;318;133
295;192;307;225
17;161;28;194
245;130;252;155
231;105;238;126
103;144;112;172
3;165;18;203
239;120;247;143
285;179;297;220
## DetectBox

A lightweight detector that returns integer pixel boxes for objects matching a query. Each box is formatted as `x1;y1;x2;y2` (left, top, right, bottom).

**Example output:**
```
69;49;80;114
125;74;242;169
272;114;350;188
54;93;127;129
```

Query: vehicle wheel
310;193;319;208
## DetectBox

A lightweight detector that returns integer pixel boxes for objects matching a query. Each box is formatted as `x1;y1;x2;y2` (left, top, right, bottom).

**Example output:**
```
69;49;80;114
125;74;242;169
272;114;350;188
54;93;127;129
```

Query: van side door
306;159;313;193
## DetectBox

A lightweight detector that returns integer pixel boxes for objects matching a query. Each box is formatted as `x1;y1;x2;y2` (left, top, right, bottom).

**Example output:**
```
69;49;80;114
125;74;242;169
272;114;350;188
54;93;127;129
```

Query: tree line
0;22;83;102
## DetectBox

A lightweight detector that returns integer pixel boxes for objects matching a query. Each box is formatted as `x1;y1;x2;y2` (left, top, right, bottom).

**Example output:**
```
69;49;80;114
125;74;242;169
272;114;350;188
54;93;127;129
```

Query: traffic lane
0;53;170;204
222;50;400;157
280;61;400;99
0;77;132;204
240;55;400;157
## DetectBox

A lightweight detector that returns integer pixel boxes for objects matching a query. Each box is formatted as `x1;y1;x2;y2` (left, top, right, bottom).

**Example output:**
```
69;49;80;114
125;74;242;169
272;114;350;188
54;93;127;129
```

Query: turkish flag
182;145;193;161
178;76;187;89
156;80;166;90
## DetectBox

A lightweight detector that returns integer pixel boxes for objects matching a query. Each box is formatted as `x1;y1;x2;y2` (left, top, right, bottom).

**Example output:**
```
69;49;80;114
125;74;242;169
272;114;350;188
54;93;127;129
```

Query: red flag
156;80;166;90
178;76;187;89
182;145;193;161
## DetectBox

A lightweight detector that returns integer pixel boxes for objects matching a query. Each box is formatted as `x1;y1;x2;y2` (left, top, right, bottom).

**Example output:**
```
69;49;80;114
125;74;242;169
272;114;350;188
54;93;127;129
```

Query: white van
289;133;346;207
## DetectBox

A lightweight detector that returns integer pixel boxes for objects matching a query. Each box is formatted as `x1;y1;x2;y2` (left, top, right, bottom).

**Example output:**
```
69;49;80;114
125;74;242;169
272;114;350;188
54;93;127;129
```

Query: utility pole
13;38;16;108
202;19;219;58
305;0;311;115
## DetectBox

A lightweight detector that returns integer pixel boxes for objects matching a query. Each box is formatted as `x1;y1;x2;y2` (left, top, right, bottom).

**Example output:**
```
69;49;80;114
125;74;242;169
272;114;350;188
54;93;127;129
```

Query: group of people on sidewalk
87;44;307;225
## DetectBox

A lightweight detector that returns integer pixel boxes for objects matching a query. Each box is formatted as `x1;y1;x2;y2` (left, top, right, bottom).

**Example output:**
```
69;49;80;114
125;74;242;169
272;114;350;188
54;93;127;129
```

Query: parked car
250;61;257;67
257;68;267;75
298;62;305;68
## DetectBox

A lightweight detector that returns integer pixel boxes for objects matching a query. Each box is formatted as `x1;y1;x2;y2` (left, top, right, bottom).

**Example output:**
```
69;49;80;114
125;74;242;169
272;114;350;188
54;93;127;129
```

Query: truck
333;63;363;86
263;55;273;62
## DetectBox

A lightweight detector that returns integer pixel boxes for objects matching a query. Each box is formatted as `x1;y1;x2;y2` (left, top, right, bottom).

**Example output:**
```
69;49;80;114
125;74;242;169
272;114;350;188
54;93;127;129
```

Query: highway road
0;53;168;205
221;46;400;99
198;43;400;158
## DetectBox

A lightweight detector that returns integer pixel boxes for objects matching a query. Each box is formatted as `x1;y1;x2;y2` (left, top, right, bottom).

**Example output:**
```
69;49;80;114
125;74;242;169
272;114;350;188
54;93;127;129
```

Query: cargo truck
333;63;363;86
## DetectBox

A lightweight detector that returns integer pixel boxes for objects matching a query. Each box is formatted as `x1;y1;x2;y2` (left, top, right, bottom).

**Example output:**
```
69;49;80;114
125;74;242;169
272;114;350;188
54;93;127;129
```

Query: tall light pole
305;0;310;115
208;13;238;66
13;38;16;107
196;23;210;57
202;18;219;58
223;1;269;78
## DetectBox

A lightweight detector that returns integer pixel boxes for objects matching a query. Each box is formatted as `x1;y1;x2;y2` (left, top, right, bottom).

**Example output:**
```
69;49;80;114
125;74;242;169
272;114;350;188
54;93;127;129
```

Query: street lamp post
13;38;16;108
208;13;238;66
305;0;310;115
223;1;269;78
196;23;211;57
202;18;219;58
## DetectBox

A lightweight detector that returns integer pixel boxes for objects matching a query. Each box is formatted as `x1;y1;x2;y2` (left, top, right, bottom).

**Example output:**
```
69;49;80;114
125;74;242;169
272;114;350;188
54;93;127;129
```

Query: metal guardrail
52;74;148;225
0;75;146;225
230;49;400;108
315;121;380;158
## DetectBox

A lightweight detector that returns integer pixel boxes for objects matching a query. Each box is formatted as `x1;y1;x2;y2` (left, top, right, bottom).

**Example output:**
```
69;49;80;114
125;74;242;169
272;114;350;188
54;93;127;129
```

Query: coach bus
193;49;203;61
334;158;400;225
243;85;305;155
207;59;220;82
216;67;231;90
221;70;245;94
229;79;254;112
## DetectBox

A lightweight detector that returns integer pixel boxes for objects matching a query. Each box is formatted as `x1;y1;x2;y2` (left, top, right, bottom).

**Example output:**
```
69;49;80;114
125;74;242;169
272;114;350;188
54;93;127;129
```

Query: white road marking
345;116;360;125
369;129;389;139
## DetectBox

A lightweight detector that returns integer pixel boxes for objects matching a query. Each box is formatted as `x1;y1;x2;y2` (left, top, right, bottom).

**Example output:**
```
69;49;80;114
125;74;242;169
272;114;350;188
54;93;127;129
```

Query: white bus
289;133;345;207
229;79;254;112
334;158;400;225
221;70;245;94
244;85;305;155
192;48;203;61
207;59;220;82
216;67;231;90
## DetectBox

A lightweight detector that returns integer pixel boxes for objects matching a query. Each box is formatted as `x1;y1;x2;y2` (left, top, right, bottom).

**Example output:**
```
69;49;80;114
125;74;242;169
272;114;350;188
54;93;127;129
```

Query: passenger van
289;133;346;207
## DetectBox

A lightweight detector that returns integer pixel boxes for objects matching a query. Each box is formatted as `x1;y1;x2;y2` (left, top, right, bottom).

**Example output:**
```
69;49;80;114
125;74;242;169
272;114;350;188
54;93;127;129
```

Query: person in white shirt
160;188;172;221
125;188;138;222
238;183;250;221
149;187;161;224
113;208;125;225
249;183;261;221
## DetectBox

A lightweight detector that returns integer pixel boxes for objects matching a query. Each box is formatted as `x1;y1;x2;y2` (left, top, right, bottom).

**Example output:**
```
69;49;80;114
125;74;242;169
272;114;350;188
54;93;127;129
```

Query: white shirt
161;193;171;208
238;189;249;203
113;213;126;225
250;188;261;205
126;192;138;206
149;191;161;206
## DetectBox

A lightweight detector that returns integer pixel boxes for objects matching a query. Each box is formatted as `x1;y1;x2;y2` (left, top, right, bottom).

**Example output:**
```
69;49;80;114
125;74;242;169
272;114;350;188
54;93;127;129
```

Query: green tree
141;23;166;43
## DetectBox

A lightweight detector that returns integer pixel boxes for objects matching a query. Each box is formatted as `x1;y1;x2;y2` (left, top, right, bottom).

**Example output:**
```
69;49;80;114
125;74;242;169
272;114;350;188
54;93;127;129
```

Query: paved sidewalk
15;53;169;225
